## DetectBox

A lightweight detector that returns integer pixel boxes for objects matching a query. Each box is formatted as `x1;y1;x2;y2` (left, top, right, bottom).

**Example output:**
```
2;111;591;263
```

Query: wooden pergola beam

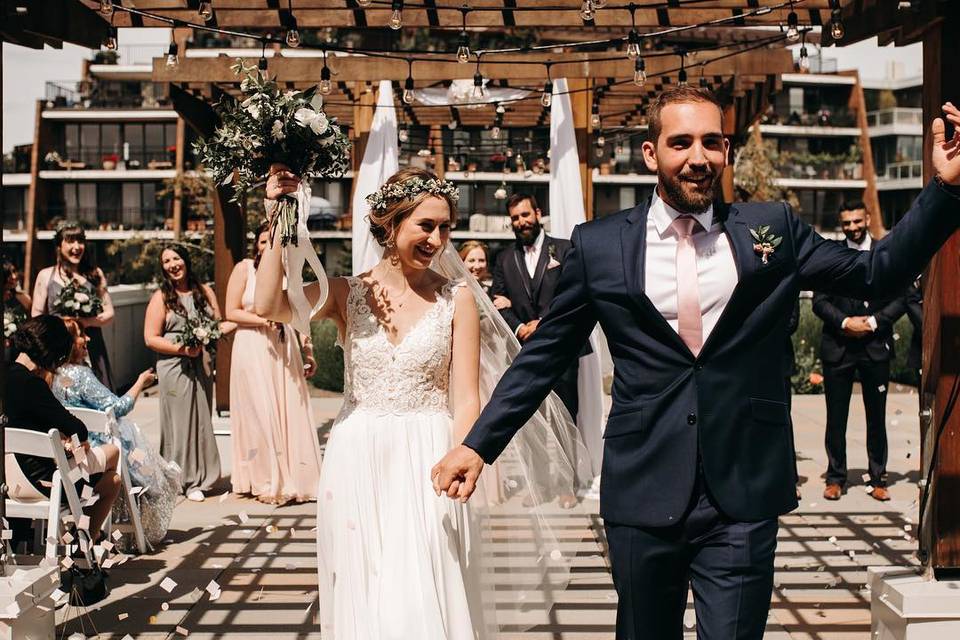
2;0;108;49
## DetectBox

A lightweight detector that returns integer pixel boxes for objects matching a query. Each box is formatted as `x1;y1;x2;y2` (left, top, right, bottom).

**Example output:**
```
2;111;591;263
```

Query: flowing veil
279;182;590;632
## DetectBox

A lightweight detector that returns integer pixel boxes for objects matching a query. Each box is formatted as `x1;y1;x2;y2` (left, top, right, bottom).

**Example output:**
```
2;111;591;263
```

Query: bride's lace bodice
339;277;462;415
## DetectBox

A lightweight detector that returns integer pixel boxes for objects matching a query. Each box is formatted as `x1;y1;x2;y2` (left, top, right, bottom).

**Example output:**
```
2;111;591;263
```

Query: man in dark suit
492;193;580;419
813;202;907;502
434;87;960;639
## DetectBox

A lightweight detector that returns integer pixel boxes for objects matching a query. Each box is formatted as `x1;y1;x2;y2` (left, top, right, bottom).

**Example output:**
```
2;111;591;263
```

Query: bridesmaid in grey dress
144;245;233;502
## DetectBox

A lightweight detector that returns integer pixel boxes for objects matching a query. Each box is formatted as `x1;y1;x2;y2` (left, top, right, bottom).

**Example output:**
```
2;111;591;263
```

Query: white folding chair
67;407;150;554
3;427;94;563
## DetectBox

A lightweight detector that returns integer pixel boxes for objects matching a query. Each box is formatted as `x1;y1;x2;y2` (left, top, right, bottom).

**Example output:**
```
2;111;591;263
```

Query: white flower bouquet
193;59;351;246
173;312;223;354
4;307;25;340
51;281;104;318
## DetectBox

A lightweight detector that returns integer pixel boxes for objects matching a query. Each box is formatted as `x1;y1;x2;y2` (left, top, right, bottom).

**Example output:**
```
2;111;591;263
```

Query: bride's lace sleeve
264;181;328;335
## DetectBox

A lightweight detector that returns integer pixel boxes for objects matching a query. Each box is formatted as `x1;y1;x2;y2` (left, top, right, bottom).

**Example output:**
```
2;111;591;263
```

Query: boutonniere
749;225;782;265
547;243;561;269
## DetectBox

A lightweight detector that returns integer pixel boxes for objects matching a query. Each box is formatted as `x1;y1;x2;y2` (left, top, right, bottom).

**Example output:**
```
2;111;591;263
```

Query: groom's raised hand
933;103;960;185
432;445;485;503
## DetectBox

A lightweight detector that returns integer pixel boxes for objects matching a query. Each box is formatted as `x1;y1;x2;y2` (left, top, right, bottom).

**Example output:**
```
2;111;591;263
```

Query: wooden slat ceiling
83;1;841;30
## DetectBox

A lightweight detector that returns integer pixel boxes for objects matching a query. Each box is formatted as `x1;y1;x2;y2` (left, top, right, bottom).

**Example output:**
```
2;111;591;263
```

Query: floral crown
365;177;459;212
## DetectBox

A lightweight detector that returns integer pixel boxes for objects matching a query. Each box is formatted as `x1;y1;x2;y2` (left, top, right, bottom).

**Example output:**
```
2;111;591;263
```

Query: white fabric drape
548;78;605;477
351;80;400;275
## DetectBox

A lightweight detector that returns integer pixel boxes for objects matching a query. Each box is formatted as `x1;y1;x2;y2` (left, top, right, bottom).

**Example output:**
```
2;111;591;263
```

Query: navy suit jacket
463;180;960;527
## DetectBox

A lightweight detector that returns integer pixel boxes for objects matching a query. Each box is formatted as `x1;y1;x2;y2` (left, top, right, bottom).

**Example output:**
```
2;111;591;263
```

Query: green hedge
309;319;344;392
791;297;917;394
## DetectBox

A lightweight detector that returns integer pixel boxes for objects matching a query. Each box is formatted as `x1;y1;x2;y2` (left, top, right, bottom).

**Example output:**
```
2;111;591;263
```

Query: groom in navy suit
433;87;960;639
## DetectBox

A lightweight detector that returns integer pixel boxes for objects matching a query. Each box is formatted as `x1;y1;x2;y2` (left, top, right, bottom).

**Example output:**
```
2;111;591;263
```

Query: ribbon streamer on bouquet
281;181;328;335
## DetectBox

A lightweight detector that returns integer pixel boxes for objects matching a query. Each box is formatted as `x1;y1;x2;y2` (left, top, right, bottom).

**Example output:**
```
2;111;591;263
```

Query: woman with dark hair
31;222;115;391
53;318;179;545
144;244;227;502
3;257;31;359
4;315;121;542
224;221;321;504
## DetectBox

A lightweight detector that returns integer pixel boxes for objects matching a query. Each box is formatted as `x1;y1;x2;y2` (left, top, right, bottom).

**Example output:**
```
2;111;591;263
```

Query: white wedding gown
316;276;488;639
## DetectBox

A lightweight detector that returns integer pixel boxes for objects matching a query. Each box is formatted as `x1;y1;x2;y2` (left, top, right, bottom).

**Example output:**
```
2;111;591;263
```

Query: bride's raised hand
266;163;301;200
431;444;484;503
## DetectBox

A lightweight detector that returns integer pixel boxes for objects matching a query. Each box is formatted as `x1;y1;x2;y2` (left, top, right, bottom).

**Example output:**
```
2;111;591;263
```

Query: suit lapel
620;197;690;355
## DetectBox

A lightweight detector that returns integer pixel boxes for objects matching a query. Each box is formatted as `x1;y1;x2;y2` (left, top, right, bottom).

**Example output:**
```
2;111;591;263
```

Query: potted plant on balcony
101;154;120;170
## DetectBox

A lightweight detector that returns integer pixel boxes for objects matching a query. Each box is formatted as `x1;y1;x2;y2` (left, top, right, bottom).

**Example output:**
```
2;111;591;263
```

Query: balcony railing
866;108;923;128
45;81;171;110
879;160;923;181
46;145;176;171
775;159;863;181
760;108;858;128
90;45;163;66
41;206;170;231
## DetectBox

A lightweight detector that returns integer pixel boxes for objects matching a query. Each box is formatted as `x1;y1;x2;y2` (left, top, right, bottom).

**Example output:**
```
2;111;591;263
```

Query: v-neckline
354;278;445;350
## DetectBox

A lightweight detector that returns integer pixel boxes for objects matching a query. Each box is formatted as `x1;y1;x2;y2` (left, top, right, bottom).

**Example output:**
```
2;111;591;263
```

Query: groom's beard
659;168;721;214
514;221;542;246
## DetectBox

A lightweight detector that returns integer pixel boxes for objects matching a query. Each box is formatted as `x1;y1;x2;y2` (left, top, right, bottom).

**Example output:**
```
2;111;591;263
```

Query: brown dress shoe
869;486;891;501
823;483;843;500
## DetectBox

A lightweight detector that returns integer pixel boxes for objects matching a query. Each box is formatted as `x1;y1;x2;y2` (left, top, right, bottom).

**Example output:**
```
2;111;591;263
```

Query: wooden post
24;100;53;286
431;125;445;180
919;3;960;574
846;71;885;236
212;183;244;413
172;117;186;239
566;78;593;220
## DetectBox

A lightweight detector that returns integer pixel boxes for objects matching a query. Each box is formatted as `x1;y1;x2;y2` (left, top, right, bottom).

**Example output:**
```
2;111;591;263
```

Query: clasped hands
842;316;874;338
431;445;485;503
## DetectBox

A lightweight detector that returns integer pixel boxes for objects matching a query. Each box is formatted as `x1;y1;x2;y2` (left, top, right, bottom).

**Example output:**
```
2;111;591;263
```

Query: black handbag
60;564;111;606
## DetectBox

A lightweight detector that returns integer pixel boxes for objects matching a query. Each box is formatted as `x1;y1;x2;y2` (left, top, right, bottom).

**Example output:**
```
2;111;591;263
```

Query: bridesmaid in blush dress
225;222;322;504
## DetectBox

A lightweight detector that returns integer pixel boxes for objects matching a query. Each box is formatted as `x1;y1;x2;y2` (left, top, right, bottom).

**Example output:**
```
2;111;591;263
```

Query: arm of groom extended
432;225;597;500
795;113;960;300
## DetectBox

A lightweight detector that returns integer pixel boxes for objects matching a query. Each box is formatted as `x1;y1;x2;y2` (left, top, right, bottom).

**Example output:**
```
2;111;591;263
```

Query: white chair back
67;406;113;435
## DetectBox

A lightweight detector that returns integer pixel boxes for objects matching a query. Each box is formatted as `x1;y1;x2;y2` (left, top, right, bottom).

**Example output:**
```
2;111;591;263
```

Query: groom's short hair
647;86;724;144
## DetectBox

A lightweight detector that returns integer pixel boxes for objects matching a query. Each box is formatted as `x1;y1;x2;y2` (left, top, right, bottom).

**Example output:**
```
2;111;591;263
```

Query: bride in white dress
256;165;584;639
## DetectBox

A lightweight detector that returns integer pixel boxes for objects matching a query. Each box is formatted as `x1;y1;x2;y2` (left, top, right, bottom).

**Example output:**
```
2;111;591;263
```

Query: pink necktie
671;216;703;356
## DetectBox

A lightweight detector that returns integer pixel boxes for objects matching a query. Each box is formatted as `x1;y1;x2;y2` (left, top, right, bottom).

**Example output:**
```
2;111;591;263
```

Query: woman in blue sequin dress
53;318;180;546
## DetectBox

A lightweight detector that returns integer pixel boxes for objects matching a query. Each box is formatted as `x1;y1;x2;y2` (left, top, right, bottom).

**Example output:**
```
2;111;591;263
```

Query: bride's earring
387;242;400;267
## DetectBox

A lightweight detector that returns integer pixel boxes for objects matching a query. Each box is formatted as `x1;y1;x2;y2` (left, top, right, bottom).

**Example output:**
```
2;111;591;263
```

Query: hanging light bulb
448;119;458;130
456;31;471;64
496;103;506;115
785;11;801;43
389;0;404;30
615;144;624;156
403;74;415;105
595;146;604;158
591;109;601;128
494;184;507;200
579;0;595;21
259;55;268;72
99;0;114;17
627;32;641;60
597;134;606;147
798;45;811;72
357;0;372;6
541;80;553;108
318;65;332;95
505;147;514;158
398;127;409;143
678;67;688;87
473;70;485;98
633;57;647;87
198;2;214;21
286;28;301;47
593;0;607;7
165;42;180;70
104;26;118;51
830;9;845;40
491;125;502;140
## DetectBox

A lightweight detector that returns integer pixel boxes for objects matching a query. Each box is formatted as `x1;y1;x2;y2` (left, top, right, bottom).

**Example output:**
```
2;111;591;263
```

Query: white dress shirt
842;234;877;330
523;229;546;278
643;189;739;344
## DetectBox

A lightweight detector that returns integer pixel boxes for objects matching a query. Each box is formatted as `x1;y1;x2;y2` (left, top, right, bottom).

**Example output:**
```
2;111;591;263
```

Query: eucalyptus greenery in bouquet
173;311;223;355
52;280;104;318
193;59;351;246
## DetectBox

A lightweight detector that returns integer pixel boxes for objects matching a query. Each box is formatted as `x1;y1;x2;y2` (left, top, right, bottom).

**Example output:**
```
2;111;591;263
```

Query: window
125;123;144;167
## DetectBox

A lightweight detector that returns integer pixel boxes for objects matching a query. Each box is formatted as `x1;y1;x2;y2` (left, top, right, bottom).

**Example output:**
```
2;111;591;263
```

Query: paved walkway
52;389;922;639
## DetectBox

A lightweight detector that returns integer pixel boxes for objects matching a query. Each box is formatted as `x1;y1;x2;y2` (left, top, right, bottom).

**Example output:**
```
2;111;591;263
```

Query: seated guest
53;318;180;545
4;315;121;543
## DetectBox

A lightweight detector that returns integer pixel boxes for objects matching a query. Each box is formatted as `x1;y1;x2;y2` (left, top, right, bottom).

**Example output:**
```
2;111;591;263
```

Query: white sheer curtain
351;80;400;275
548;78;605;479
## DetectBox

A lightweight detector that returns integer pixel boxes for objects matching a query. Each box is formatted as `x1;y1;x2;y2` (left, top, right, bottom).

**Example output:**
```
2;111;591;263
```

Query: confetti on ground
176;626;190;636
118;613;128;620
160;576;178;593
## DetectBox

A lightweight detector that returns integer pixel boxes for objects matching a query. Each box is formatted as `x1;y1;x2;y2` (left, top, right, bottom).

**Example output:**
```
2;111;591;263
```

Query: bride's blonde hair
367;167;459;248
